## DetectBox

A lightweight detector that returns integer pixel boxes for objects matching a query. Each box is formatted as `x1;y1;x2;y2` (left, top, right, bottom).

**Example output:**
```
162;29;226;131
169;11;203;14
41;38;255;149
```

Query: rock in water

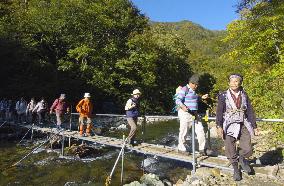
140;173;164;186
67;144;102;158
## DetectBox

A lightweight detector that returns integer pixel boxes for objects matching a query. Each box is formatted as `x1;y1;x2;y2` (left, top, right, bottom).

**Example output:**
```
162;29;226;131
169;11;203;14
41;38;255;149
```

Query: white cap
131;89;141;95
60;94;66;99
84;93;91;98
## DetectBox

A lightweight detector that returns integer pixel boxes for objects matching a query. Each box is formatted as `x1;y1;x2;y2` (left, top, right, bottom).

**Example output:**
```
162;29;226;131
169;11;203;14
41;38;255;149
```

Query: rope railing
70;112;284;176
70;113;284;123
2;112;282;178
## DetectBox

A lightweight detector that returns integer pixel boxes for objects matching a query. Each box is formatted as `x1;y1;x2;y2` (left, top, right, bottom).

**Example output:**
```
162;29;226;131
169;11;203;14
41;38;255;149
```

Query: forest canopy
0;0;283;141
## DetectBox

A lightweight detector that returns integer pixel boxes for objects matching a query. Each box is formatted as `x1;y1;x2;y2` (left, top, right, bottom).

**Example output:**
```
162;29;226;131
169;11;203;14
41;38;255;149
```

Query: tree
224;0;284;141
0;0;193;113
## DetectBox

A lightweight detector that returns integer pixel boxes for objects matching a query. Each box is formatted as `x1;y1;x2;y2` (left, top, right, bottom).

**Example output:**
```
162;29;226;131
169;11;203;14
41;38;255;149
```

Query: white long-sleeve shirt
32;100;48;113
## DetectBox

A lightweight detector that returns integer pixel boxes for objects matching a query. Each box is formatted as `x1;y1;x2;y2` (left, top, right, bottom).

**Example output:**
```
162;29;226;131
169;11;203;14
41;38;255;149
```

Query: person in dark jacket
216;73;259;181
125;89;141;146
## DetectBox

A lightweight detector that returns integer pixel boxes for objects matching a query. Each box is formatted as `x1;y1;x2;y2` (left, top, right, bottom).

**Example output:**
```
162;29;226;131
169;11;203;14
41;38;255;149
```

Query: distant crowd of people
0;97;49;125
0;93;96;137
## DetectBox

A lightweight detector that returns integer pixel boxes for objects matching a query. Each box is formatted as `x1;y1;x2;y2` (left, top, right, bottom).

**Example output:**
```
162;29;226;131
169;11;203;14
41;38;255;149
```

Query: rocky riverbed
124;121;284;186
0;119;283;185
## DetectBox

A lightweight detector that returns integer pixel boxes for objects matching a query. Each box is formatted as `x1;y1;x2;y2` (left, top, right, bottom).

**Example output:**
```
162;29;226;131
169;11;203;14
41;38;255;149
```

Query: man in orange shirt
76;93;93;136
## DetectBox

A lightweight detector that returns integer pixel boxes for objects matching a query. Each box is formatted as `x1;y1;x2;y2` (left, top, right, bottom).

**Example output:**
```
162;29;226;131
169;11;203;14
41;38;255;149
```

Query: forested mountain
150;21;240;94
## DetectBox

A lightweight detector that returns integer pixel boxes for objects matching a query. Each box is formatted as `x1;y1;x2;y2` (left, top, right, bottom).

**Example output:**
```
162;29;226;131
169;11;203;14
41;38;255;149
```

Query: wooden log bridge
19;124;280;179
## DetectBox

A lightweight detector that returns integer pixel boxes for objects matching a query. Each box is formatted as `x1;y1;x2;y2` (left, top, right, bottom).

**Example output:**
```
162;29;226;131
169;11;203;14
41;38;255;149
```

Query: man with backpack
76;93;93;136
50;94;70;129
175;74;213;156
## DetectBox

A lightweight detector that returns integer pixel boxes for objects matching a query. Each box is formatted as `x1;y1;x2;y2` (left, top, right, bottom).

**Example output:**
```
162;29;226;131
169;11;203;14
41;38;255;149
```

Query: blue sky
131;0;239;30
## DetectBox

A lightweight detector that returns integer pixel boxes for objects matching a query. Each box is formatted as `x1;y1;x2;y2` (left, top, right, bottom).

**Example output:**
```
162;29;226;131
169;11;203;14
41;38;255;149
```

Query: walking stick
105;137;127;186
18;124;34;144
0;121;7;128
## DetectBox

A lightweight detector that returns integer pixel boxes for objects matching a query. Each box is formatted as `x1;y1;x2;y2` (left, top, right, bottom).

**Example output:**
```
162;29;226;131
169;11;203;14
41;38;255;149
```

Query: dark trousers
27;111;37;123
37;110;46;123
225;125;253;163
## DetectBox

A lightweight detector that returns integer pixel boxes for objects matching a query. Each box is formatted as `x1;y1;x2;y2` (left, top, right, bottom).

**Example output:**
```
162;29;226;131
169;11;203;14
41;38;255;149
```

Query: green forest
0;0;283;140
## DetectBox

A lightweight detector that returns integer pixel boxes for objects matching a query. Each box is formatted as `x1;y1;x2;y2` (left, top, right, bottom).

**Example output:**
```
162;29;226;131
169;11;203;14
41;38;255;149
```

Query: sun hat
84;93;91;98
60;94;66;99
131;89;141;95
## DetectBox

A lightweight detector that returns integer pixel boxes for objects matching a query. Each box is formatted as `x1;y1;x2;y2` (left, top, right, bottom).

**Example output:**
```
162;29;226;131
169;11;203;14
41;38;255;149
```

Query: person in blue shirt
175;74;212;156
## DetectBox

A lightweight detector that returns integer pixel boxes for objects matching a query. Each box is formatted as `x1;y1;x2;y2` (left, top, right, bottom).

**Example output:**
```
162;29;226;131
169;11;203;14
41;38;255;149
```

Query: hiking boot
232;162;241;181
178;144;187;152
130;140;139;146
239;156;252;174
200;148;214;156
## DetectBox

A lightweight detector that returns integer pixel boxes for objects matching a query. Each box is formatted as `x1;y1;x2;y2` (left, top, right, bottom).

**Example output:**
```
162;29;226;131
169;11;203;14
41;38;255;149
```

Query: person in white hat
50;94;70;129
76;93;93;136
125;89;141;145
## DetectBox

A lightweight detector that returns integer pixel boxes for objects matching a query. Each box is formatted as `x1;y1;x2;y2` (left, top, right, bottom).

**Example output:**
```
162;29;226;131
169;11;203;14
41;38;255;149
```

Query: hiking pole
120;135;125;185
0;121;7;128
105;137;127;186
69;106;72;131
18;124;34;144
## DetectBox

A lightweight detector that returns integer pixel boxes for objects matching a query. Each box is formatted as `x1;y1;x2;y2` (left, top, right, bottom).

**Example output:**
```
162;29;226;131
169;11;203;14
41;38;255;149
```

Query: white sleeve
125;99;133;111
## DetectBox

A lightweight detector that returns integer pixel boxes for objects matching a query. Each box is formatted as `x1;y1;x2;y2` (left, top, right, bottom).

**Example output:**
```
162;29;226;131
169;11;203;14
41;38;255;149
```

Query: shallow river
0;120;221;185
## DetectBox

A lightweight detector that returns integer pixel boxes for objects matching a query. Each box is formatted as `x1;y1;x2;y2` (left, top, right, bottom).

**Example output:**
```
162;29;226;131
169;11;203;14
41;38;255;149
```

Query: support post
69;106;72;131
192;117;196;174
61;132;65;156
205;109;211;149
31;125;34;141
121;135;125;185
142;114;146;175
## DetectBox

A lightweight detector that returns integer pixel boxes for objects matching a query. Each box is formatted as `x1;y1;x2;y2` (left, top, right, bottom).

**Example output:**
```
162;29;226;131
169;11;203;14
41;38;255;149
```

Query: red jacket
50;98;69;115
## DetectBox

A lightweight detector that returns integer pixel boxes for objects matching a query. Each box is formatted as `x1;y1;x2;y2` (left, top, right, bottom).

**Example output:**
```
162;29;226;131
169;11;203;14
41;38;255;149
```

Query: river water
0;119;221;185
